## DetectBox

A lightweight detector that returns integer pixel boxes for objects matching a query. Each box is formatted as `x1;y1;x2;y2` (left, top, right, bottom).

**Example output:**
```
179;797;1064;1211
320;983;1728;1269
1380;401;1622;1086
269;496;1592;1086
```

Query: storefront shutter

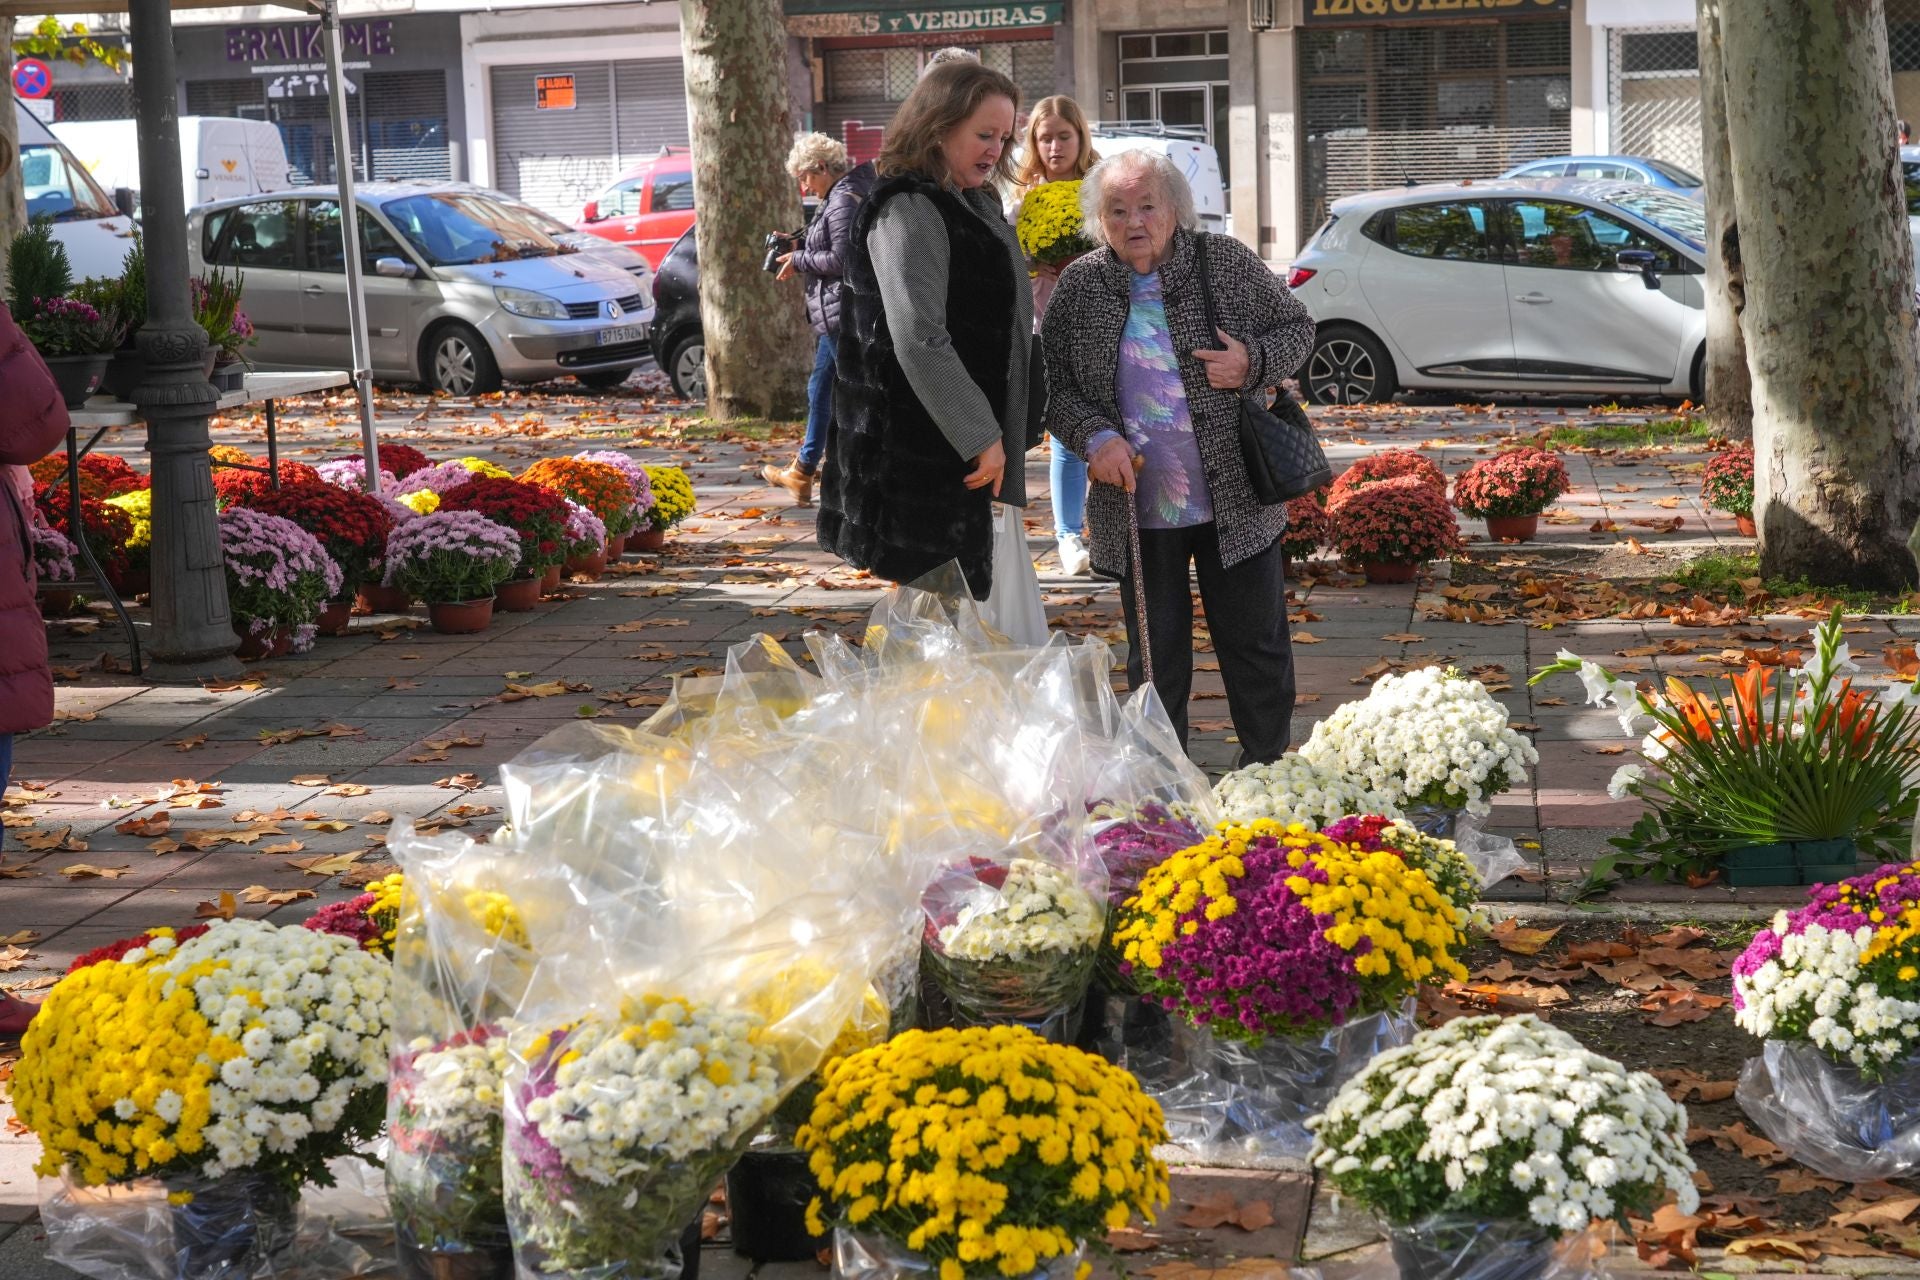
613;59;691;168
366;69;452;182
490;62;615;217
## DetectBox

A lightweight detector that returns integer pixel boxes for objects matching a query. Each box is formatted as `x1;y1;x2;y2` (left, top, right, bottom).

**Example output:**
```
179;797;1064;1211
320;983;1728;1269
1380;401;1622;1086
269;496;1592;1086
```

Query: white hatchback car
1286;178;1708;404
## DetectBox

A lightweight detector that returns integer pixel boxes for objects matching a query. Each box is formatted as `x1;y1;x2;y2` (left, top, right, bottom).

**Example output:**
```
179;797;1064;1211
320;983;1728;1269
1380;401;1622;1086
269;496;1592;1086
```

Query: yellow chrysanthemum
398;489;440;515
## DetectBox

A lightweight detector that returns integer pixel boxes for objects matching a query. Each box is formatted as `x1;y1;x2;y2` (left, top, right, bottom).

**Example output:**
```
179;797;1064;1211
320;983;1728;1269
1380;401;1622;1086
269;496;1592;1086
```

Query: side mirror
373;256;417;279
1616;248;1661;289
113;187;136;218
581;200;601;223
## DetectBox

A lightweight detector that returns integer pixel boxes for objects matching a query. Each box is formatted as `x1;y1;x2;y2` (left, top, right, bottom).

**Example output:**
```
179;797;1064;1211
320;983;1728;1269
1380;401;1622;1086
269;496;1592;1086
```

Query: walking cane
1104;456;1152;688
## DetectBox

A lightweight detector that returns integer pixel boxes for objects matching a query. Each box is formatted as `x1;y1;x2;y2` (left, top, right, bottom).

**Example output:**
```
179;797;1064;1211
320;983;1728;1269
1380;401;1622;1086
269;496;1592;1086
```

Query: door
1357;200;1513;378
204;199;306;367
1497;198;1694;385
297;199;429;379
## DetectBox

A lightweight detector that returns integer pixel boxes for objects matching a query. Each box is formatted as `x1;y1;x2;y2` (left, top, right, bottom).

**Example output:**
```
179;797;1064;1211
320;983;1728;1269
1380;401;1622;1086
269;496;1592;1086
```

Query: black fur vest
817;173;1015;599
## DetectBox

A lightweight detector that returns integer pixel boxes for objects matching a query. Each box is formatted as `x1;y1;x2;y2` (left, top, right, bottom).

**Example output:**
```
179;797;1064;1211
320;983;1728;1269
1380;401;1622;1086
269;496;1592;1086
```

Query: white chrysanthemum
1307;1014;1698;1234
936;859;1102;961
1297;668;1539;817
1214;754;1404;828
1733;917;1920;1073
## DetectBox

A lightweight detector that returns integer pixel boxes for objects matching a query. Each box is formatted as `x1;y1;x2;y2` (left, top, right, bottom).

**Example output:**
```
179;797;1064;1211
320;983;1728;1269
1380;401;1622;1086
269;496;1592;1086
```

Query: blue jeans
1049;435;1087;540
801;332;837;474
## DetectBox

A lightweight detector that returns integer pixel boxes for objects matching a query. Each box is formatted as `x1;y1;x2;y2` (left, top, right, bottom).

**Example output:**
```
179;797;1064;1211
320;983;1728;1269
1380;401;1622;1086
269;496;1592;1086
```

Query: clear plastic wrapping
1737;1038;1920;1182
1279;1218;1613;1280
1147;1003;1419;1166
833;1228;1083;1280
38;1161;386;1280
919;853;1105;1033
1452;815;1531;891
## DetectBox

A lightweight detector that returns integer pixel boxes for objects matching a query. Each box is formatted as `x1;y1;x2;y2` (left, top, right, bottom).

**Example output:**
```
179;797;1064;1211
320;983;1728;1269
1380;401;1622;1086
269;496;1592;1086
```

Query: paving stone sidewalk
0;386;1900;1276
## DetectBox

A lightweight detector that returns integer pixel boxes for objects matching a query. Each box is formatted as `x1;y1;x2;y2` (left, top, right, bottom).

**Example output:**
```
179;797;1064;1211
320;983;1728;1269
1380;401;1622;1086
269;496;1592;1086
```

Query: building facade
28;1;1908;263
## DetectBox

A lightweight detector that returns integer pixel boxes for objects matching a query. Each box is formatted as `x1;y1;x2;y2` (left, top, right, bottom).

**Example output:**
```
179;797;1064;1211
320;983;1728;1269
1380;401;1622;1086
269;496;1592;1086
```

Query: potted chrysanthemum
1299;666;1539;836
919;855;1104;1036
16;920;392;1279
1703;443;1756;536
561;498;608;579
31;521;78;615
798;1026;1170;1280
1325;448;1447;512
218;506;343;657
1213;753;1406;830
1451;446;1570;542
382;509;520;634
241;480;396;636
1110;821;1468;1160
573;449;652;556
435;476;570;610
518;456;635;574
1280;491;1331;574
1310;1015;1698;1280
638;463;696;550
1329;474;1464;584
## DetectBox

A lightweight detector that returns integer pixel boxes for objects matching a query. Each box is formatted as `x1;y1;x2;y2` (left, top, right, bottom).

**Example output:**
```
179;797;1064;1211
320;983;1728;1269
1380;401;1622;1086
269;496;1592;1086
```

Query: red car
573;147;696;271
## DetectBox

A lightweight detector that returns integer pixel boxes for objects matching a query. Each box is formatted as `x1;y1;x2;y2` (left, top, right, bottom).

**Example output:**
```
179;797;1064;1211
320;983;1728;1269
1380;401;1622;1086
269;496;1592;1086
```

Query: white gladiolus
1308;1015;1698;1235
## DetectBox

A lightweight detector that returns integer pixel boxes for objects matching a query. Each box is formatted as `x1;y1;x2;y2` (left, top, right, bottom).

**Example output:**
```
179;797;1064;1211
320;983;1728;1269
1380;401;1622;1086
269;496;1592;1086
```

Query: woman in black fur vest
817;61;1032;601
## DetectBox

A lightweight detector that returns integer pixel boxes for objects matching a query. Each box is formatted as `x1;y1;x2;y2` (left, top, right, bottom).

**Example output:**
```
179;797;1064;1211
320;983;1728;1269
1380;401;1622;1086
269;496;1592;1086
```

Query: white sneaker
1058;532;1091;577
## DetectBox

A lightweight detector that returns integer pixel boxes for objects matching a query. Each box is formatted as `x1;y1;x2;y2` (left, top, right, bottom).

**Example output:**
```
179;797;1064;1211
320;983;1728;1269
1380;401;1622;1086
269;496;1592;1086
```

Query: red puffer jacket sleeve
0;303;73;734
0;303;71;463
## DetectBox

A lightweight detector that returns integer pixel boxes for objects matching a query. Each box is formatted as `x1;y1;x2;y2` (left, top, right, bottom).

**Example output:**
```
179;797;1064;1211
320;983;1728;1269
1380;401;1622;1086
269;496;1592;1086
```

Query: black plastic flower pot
725;1149;824;1263
1723;842;1797;887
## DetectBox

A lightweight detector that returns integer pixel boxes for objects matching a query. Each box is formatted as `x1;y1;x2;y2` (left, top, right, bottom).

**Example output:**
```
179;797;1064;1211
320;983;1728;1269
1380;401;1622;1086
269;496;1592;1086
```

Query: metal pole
320;0;380;486
128;0;241;677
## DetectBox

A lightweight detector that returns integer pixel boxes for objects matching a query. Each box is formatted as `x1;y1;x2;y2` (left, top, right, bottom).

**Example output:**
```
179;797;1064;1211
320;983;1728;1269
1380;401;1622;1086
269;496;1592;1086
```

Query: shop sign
784;4;1061;37
225;19;395;64
1303;0;1569;22
536;74;577;110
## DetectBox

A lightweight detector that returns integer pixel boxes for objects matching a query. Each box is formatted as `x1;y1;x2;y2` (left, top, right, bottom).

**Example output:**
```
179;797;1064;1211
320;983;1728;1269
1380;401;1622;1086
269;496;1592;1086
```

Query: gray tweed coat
1040;227;1315;578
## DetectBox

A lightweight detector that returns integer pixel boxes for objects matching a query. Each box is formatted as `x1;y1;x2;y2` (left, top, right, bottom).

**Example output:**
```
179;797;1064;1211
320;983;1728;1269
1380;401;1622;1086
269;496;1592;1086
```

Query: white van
53;116;291;217
1089;124;1228;235
12;99;138;280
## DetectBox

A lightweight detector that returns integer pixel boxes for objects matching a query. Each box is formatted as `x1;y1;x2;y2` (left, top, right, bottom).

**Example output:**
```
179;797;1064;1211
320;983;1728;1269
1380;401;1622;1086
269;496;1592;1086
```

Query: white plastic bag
981;502;1048;647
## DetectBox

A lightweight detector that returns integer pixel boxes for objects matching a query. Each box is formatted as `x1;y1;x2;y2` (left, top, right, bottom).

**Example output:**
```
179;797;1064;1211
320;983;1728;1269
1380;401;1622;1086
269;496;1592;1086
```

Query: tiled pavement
0;386;1904;1275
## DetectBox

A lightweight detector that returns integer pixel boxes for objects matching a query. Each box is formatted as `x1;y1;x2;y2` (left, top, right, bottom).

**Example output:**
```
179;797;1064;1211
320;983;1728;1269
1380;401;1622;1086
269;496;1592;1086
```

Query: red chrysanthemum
68;924;212;973
35;485;134;579
437;475;571;574
29;452;147;499
211;460;323;507
352;443;432;478
242;480;396;589
1280;492;1332;561
1451;447;1570;520
1326;449;1447;512
1330;475;1465;566
1702;444;1754;518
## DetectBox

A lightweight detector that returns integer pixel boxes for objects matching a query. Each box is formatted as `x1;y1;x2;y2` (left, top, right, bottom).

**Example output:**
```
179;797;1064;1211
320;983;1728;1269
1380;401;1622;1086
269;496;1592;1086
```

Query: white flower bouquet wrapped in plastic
1213;754;1404;829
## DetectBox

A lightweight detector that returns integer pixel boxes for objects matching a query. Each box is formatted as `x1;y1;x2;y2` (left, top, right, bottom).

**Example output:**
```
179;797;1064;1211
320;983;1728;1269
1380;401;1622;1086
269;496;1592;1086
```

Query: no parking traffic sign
12;58;52;100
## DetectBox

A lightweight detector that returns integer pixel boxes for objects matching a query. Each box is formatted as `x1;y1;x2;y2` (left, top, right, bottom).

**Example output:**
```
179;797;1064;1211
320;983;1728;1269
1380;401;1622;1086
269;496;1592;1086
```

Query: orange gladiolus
1665;677;1716;741
1729;666;1775;745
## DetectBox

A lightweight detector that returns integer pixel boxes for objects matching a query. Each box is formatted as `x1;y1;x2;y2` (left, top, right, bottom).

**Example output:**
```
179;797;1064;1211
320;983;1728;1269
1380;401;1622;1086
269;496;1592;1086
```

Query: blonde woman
764;132;875;506
1012;96;1098;576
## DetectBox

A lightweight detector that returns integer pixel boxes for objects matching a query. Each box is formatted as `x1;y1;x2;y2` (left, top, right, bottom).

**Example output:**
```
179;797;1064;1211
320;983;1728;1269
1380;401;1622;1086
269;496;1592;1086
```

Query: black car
648;227;704;400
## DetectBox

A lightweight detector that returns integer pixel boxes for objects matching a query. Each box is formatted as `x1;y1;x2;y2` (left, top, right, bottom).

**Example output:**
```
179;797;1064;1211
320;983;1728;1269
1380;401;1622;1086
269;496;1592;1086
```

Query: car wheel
426;324;502;397
576;369;633;392
1689;344;1706;405
666;332;707;401
1303;328;1397;405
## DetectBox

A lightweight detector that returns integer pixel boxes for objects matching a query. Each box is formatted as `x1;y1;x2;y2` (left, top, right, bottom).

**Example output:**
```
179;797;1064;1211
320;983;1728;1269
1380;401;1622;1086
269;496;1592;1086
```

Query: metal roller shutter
490;62;615;217
367;69;452;182
613;59;690;167
1300;19;1571;234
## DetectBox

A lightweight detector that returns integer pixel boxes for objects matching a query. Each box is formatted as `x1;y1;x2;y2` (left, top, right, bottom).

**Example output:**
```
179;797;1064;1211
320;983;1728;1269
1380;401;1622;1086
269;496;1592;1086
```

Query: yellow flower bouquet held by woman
16;919;393;1277
1015;181;1094;271
797;1025;1170;1280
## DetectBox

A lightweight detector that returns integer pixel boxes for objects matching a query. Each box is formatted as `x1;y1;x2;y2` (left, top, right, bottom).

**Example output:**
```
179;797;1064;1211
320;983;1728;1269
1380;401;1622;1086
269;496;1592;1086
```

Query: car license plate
597;326;642;346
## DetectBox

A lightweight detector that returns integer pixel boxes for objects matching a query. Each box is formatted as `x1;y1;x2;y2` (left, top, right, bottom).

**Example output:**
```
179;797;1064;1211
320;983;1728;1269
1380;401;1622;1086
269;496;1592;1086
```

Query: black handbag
1193;235;1331;505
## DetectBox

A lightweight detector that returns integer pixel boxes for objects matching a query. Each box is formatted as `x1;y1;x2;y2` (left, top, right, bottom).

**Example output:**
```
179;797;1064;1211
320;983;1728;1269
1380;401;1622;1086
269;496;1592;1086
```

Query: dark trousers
1116;524;1295;765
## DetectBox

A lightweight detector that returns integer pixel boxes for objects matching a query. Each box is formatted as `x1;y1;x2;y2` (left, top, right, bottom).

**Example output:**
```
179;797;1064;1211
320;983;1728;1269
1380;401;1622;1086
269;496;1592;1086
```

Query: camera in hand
762;230;800;274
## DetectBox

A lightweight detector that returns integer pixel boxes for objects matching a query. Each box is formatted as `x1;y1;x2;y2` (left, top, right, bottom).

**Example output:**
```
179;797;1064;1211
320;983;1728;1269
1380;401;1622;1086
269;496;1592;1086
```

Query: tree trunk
1722;0;1920;589
1695;0;1751;440
679;0;810;421
0;39;23;300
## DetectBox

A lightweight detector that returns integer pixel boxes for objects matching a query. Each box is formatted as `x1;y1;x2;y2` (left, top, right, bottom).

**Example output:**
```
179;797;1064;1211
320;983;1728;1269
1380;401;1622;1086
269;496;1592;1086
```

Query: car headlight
494;286;568;320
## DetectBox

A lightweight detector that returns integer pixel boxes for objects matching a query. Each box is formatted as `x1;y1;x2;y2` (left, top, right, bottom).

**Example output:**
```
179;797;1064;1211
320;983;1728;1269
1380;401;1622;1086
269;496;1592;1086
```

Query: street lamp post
127;0;241;678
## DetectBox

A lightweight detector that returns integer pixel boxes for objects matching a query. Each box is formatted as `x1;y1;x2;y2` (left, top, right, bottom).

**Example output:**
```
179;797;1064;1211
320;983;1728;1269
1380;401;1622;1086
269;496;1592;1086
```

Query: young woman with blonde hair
1011;94;1098;575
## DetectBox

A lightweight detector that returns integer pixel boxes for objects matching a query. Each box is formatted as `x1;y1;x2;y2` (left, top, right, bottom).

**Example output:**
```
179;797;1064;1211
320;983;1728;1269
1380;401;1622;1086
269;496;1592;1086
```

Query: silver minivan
187;183;655;395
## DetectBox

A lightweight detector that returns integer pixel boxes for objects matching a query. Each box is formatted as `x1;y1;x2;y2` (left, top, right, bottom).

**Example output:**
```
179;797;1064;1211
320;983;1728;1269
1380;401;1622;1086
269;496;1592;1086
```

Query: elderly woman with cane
1041;150;1315;764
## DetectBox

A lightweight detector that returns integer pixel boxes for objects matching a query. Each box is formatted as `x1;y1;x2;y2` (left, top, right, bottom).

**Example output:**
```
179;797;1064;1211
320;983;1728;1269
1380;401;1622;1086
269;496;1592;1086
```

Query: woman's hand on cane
1090;436;1137;492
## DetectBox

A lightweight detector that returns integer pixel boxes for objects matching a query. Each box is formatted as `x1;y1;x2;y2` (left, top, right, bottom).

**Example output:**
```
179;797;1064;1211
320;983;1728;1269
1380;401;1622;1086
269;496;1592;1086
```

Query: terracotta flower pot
1484;514;1539;542
428;597;495;635
565;550;608;579
233;623;274;660
540;563;563;593
1360;560;1420;585
109;568;151;599
1735;514;1757;537
605;532;627;558
268;629;294;657
315;598;353;636
356;583;413;615
496;576;542;612
38;588;75;617
630;528;666;552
